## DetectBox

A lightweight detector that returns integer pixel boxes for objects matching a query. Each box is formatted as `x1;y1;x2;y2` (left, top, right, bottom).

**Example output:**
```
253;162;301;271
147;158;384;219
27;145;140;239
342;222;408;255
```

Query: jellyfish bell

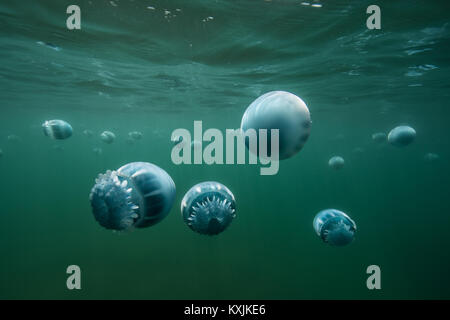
128;131;143;140
100;131;116;144
388;126;416;147
313;209;356;246
424;153;439;162
42;120;73;140
372;132;387;143
90;162;176;231
93;147;102;155
240;91;311;160
181;181;236;235
328;156;345;170
83;130;94;138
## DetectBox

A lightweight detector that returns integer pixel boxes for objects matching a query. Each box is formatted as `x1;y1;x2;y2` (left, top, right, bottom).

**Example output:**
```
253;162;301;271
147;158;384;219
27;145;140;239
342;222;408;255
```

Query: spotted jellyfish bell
240;91;312;160
328;156;345;170
100;131;116;144
313;209;357;246
42;120;73;140
181;181;236;235
388;125;416;147
90;162;176;231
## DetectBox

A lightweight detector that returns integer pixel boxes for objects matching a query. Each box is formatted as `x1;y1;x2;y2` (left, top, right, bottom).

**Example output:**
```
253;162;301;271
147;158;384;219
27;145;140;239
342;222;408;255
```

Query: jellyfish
83;130;94;138
100;131;116;144
240;91;311;160
313;209;356;246
352;147;364;154
424;153;439;162
128;131;143;140
372;132;387;143
93;147;103;155
52;145;64;152
0;149;3;157
388;126;416;147
7;134;21;142
181;181;236;235
328;156;345;170
42;120;73;140
89;162;176;231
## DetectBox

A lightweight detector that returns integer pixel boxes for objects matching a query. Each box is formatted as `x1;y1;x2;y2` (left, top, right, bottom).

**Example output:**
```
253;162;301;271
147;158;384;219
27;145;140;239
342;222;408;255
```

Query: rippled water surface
0;0;449;299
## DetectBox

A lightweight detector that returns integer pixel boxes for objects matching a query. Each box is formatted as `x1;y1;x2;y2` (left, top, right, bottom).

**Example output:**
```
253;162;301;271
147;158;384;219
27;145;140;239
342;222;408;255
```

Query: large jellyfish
240;91;311;160
313;209;356;246
100;131;116;144
388;126;416;147
181;181;236;235
328;156;345;170
42;120;73;140
90;162;176;231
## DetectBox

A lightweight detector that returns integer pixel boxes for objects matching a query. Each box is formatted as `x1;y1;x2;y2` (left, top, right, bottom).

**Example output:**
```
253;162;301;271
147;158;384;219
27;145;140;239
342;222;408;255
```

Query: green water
0;0;450;299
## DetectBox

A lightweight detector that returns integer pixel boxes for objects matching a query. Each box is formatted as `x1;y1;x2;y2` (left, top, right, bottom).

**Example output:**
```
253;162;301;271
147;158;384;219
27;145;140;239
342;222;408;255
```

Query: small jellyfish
241;91;311;160
93;147;103;155
7;134;21;142
424;153;439;162
328;156;345;170
313;209;356;246
52;145;64;152
388;125;416;147
128;131;143;140
181;181;236;235
83;130;94;138
352;147;364;154
100;131;116;144
42;120;73;140
372;132;387;143
0;149;3;157
90;162;176;231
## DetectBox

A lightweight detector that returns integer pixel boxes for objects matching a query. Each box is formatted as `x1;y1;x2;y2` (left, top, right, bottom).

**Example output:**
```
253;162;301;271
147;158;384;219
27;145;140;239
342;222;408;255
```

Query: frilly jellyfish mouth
90;170;139;231
321;217;356;246
187;195;236;235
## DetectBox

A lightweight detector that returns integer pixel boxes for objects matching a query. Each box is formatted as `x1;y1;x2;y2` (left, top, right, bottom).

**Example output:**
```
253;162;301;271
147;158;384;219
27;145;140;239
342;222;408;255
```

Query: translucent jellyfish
424;153;439;162
0;149;3;157
90;162;176;231
93;147;103;155
100;131;116;144
42;120;73;140
83;130;94;138
372;132;387;143
181;181;236;235
388;126;416;147
328;156;345;170
352;147;364;154
241;91;311;160
125;137;136;145
128;131;143;140
52;145;64;152
7;134;21;142
313;209;357;246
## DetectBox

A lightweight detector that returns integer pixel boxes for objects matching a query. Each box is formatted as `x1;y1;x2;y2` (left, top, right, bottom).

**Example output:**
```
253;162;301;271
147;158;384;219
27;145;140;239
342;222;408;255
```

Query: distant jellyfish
388;126;416;147
372;132;387;143
424;153;439;162
352;147;364;154
313;209;357;246
42;120;73;140
89;162;176;231
328;156;345;170
52;145;64;152
0;149;3;157
125;137;136;145
83;130;94;138
128;131;143;140
181;181;236;235
7;134;21;142
100;131;116;144
241;91;311;160
93;147;103;155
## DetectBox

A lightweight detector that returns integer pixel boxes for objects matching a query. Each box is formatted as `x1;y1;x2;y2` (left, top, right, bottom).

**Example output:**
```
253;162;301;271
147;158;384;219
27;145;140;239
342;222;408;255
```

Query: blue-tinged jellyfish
313;209;357;246
328;156;345;170
100;131;116;144
240;91;311;160
388;125;416;147
42;120;73;140
90;162;176;231
181;181;236;235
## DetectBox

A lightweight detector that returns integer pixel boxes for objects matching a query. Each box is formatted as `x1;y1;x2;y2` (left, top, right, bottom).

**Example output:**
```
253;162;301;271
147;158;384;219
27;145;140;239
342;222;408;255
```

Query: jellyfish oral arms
313;209;356;246
89;162;176;231
181;182;236;235
240;91;311;160
42;120;73;140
